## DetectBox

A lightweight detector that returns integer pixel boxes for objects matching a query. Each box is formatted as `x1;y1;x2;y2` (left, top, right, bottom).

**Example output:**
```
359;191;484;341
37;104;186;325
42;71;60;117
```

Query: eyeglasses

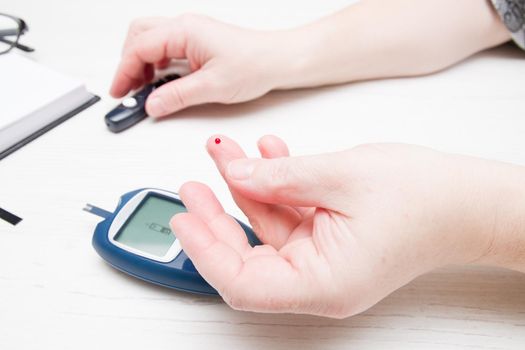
0;13;34;55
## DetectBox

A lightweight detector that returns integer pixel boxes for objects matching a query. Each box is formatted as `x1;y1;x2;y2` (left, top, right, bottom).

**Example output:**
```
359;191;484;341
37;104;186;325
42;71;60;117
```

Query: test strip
0;207;22;225
83;204;112;219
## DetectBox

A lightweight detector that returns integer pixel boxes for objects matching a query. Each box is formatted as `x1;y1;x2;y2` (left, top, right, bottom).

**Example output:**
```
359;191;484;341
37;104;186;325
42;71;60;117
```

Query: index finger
207;135;302;248
110;24;188;98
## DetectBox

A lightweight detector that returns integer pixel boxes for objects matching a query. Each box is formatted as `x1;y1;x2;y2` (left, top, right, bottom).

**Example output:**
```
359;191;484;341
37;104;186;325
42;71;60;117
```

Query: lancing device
105;74;180;133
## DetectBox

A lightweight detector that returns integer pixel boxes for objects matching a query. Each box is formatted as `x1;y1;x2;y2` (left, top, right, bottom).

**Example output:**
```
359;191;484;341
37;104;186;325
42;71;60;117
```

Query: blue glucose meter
84;188;260;295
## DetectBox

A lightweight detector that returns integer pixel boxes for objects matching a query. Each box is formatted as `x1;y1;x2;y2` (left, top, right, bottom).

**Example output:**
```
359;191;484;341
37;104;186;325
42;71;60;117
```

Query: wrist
418;155;525;272
264;2;401;90
468;161;525;272
264;0;512;92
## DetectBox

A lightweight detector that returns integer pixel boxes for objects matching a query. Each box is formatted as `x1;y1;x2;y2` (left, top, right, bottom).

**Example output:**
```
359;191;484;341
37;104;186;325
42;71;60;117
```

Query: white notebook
0;53;99;159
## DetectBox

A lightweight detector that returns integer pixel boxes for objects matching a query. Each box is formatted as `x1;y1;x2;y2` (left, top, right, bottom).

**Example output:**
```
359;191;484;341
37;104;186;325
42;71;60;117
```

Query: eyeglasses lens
0;15;20;54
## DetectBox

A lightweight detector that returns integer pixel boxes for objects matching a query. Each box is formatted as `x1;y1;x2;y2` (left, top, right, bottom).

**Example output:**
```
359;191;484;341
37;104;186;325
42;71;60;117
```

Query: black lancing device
105;74;180;133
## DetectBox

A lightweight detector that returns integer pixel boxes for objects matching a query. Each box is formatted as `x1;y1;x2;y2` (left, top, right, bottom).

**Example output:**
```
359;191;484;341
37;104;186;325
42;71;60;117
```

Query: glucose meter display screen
114;195;185;257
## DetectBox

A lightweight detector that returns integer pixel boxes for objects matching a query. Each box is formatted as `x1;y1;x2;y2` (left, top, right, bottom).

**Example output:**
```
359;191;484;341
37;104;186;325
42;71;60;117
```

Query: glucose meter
84;188;260;295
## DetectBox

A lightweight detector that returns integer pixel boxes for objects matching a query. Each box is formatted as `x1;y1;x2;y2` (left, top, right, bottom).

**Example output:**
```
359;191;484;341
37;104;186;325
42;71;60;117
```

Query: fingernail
147;96;164;117
227;159;257;180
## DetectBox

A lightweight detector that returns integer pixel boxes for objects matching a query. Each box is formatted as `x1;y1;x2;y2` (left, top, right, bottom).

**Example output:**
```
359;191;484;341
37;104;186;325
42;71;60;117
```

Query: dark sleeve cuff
491;0;525;49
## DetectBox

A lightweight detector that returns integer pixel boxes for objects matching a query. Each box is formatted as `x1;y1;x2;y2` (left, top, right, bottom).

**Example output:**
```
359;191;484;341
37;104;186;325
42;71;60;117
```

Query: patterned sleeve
491;0;525;49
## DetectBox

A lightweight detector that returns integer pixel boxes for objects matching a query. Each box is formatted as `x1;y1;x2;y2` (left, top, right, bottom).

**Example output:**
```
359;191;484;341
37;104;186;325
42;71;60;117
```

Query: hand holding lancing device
110;15;284;117
110;1;509;119
171;135;525;318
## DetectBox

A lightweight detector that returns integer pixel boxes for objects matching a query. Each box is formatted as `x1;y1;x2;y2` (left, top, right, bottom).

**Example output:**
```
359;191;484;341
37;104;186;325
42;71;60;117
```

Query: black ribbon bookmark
0;207;22;225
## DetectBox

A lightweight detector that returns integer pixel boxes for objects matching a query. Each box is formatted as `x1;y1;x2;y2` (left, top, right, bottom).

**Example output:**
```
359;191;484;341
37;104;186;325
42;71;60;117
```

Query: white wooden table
1;1;525;349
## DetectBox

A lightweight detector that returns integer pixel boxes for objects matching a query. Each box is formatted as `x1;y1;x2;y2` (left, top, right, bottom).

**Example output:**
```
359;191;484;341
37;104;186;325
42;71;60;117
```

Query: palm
175;184;351;312
171;135;353;314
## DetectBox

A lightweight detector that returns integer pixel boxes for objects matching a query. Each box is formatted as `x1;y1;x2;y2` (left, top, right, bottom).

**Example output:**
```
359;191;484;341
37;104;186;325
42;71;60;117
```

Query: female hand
171;135;525;318
110;15;295;117
110;1;509;119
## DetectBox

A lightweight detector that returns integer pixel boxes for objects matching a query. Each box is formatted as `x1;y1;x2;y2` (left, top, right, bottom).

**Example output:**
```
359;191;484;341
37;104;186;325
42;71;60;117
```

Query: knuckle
128;18;149;33
167;84;186;109
128;18;141;31
264;160;302;196
177;13;206;25
267;161;294;192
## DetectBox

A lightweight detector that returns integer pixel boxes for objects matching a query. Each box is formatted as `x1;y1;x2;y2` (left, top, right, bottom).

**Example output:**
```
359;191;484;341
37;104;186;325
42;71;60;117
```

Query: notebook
0;53;99;160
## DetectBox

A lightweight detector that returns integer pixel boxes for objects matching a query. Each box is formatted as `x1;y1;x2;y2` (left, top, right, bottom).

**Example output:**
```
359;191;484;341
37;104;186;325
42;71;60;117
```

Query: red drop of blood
214;138;221;144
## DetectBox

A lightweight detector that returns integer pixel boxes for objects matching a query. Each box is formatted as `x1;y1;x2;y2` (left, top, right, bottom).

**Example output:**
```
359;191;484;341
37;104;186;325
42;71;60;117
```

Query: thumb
225;153;347;209
146;70;218;117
